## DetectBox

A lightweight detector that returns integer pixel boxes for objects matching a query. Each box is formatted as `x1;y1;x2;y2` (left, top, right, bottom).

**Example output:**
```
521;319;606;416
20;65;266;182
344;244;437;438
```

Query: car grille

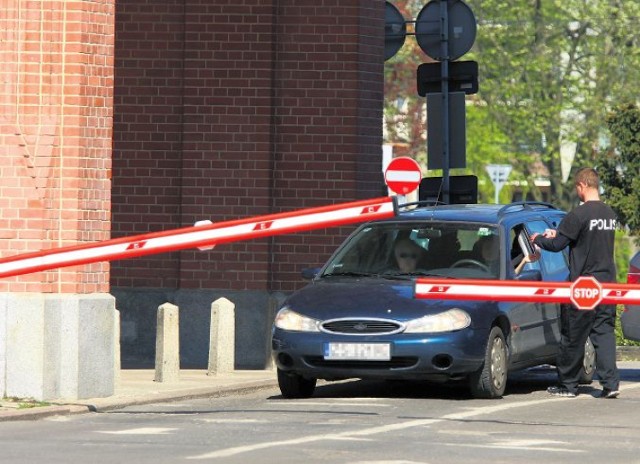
305;356;418;369
320;318;403;335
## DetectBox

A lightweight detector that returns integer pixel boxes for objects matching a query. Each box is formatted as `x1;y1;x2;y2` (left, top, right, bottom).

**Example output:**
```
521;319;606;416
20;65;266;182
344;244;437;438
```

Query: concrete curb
0;378;279;421
78;379;280;413
0;404;90;422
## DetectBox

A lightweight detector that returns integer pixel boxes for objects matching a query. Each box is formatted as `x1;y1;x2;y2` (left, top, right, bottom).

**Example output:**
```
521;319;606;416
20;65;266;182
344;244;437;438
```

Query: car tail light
627;264;640;284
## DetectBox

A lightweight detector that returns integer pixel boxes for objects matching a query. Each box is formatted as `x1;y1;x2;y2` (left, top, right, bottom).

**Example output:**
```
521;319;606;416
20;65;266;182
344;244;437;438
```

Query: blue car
272;202;596;399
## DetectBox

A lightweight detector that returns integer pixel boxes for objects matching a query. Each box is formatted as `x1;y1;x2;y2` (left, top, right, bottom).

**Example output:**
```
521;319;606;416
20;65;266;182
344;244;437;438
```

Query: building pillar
0;1;116;400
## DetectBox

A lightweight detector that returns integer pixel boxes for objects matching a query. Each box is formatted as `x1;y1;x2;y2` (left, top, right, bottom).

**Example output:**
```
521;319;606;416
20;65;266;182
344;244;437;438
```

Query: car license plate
323;343;391;361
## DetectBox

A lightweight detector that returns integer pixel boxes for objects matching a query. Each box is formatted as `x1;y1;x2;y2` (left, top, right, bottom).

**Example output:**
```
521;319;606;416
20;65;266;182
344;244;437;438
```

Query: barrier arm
415;277;640;308
415;278;572;303
0;196;397;279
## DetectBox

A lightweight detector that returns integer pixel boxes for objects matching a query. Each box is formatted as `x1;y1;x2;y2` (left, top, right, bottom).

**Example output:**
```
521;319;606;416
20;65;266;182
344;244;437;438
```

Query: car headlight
274;307;321;332
404;308;471;333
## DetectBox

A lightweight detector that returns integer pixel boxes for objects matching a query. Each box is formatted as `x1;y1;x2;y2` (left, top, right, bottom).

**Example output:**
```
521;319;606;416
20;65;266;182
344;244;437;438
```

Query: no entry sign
385;157;422;195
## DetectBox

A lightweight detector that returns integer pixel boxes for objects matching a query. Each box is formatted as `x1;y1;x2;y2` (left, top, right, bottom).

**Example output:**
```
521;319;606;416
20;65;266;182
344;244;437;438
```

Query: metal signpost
485;164;512;204
415;0;477;203
384;1;478;203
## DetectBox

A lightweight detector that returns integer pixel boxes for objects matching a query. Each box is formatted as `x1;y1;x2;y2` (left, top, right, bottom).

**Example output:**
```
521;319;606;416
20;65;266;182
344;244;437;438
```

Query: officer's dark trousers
557;303;619;394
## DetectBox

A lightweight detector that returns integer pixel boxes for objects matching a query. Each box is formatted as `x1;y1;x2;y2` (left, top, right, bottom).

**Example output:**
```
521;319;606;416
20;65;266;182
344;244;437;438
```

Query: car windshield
321;222;500;280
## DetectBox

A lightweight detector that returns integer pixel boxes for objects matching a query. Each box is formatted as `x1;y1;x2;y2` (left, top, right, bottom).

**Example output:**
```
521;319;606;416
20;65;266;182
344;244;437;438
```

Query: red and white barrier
0;196;396;279
415;276;640;310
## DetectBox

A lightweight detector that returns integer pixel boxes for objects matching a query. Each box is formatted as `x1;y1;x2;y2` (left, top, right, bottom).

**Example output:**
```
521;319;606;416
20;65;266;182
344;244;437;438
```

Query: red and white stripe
385;169;422;184
0;196;396;279
415;278;640;308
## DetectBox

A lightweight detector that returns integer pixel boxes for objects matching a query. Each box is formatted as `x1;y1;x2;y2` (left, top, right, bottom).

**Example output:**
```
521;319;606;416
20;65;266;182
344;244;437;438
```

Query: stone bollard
114;309;121;385
207;297;235;375
154;302;180;383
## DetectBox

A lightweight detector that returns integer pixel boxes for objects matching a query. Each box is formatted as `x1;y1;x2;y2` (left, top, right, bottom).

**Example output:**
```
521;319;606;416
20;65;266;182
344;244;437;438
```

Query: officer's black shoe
599;388;620;399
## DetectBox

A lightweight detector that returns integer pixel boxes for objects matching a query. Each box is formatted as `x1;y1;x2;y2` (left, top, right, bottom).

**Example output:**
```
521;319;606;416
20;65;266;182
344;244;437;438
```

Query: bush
616;305;640;346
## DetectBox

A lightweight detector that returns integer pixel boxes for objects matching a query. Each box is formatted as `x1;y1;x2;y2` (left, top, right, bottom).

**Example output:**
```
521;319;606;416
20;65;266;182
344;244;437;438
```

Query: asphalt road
2;364;640;464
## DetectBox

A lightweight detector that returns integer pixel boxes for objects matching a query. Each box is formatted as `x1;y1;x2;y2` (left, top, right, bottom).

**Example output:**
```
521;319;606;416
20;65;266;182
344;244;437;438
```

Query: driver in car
392;238;424;273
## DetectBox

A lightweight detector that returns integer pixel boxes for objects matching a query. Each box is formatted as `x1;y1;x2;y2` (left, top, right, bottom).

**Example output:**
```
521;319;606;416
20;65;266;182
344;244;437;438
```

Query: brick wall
111;0;385;292
111;0;186;288
269;0;385;291
0;1;115;293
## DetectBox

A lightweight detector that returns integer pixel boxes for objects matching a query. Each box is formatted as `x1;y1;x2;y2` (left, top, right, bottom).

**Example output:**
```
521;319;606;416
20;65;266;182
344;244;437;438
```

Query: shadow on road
269;364;640;401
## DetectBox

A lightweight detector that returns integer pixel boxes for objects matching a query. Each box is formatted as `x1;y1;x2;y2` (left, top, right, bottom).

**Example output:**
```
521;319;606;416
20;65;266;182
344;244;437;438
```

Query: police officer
531;167;619;398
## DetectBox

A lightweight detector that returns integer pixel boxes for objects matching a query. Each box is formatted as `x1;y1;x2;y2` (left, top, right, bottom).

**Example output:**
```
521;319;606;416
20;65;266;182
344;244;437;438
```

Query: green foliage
465;106;535;203
385;0;640;211
612;231;638;346
466;0;640;209
615;230;631;284
2;396;50;409
598;103;640;244
616;306;640;347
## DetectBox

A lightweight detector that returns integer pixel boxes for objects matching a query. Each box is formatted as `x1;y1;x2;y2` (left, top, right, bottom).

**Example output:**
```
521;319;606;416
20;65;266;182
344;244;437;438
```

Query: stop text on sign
573;287;600;299
569;276;603;310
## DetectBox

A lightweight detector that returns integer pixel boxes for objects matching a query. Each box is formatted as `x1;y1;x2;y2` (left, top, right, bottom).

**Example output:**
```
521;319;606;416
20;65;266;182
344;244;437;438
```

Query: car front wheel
469;326;508;399
277;368;317;399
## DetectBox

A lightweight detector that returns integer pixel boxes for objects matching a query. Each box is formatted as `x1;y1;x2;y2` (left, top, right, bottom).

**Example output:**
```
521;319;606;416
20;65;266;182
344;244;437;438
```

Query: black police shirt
558;200;617;282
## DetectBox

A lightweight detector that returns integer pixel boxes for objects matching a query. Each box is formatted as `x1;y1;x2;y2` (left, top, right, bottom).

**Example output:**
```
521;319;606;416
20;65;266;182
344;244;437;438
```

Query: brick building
1;0;386;398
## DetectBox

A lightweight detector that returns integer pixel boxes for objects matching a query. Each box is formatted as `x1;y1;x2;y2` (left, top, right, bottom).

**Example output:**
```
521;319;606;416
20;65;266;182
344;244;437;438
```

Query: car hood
284;277;469;322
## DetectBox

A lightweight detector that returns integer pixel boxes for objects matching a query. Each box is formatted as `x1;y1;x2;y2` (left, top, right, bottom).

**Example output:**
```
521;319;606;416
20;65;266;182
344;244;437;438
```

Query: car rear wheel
579;337;596;384
277;368;317;398
469;326;508;399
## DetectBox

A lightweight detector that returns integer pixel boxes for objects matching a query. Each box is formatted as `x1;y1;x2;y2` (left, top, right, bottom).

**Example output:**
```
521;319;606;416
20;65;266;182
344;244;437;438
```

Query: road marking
44;416;71;422
452;438;582;453
278;401;390;407
185;397;554;460
319;397;390;402
437;430;493;437
351;461;425;464
187;381;640;460
200;419;264;424
97;427;177;435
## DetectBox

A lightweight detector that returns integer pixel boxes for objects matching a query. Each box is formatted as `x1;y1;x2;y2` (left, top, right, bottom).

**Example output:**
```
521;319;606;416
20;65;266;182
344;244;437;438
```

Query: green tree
384;0;640;209
598;103;640;243
467;0;640;209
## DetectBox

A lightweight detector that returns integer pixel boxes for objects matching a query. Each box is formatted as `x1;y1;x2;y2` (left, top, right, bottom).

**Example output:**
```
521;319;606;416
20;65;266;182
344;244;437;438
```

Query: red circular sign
570;276;603;310
384;157;422;195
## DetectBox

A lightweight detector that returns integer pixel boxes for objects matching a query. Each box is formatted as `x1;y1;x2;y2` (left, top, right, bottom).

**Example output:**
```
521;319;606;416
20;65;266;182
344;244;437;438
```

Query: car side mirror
301;267;320;280
516;269;542;281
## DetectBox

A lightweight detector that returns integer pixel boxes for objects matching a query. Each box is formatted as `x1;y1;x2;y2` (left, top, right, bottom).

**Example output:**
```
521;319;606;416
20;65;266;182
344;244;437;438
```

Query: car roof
382;201;563;226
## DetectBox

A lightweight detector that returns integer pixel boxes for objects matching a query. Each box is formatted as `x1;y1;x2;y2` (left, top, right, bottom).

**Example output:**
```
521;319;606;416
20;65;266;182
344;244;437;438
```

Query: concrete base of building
113;288;286;370
0;293;116;401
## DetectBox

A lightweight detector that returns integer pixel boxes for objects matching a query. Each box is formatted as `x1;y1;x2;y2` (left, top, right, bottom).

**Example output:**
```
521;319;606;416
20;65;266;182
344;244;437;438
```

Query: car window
509;225;541;277
526;220;569;278
321;222;500;279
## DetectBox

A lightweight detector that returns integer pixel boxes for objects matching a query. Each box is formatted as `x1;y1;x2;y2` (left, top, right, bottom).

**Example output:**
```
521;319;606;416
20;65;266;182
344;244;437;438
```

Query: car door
523;219;569;356
504;224;558;363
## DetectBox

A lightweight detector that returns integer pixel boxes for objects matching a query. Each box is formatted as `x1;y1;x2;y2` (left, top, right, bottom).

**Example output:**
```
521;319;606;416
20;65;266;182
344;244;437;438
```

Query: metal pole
440;0;450;204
